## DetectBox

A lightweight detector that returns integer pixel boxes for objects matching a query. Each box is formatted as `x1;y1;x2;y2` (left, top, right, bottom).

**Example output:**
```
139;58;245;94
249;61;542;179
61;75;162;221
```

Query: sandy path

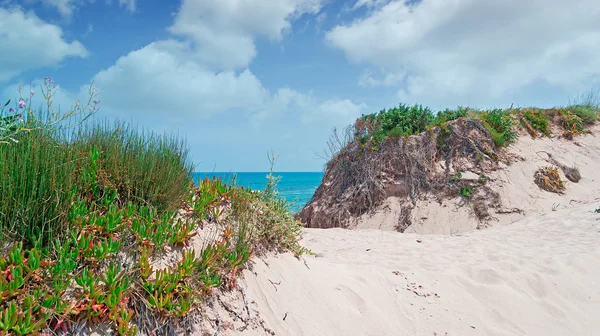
237;203;600;336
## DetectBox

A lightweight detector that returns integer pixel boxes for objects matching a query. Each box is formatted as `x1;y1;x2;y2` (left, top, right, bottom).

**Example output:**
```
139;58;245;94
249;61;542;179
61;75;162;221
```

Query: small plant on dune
229;153;309;256
521;109;551;138
433;106;470;125
448;171;462;184
75;121;194;212
0;78;99;145
595;206;600;214
534;166;566;194
568;105;598;124
557;109;585;134
458;186;473;198
478;108;517;147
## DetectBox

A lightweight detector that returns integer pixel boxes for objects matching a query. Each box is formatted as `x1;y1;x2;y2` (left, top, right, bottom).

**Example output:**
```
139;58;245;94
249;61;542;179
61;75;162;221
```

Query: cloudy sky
1;0;599;171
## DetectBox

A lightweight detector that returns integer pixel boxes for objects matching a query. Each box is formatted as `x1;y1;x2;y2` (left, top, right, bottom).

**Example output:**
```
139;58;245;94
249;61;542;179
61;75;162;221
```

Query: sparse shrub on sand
74;121;194;212
478;108;517;147
569;105;598;124
458;186;473;198
521;109;551;138
229;153;309;256
558;109;585;134
534;166;566;194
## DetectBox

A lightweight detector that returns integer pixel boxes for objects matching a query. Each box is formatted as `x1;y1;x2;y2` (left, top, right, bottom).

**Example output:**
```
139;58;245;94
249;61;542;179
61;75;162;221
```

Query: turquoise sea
192;172;324;212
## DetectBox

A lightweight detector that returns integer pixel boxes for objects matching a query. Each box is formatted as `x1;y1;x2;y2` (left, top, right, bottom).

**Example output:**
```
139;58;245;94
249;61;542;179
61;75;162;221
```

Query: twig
268;279;281;291
302;256;310;270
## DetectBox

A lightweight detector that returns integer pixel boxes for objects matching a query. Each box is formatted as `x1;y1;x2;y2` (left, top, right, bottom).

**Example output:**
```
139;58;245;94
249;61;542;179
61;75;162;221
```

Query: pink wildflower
18;100;26;109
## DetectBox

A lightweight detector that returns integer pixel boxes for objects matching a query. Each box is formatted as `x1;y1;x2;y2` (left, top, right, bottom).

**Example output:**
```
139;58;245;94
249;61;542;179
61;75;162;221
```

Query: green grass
355;104;470;147
477;108;517;147
522;109;551;137
0;126;79;246
568;105;598;124
74;121;194;211
0;116;194;247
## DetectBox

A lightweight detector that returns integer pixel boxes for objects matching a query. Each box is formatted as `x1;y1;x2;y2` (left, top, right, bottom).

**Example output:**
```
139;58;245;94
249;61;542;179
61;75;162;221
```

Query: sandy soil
236;203;600;336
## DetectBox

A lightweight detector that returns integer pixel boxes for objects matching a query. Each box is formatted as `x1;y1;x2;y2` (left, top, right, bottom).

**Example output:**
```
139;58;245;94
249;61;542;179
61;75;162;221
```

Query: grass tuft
534;166;566;194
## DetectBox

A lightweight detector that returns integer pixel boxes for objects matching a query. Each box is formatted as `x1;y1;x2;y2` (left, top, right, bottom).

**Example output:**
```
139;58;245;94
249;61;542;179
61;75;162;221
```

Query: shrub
568;105;598;124
522;109;551;137
534;166;566;194
0;127;80;246
433;106;469;125
357;104;434;142
458;186;473;198
229;153;309;256
558;109;585;133
74;121;194;211
478;109;517;147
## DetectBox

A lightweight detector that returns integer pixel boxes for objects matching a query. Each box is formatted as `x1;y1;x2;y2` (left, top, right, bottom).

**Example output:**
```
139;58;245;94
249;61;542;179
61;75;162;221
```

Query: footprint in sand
540;301;566;320
464;268;503;285
337;285;368;315
525;273;548;299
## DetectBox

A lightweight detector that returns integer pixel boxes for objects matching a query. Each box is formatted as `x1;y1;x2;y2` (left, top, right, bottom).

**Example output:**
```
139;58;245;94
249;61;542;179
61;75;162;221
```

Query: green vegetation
568;105;598;124
521;109;551;138
458;186;473;198
355;104;468;148
351;100;598;150
477;108;517;147
0;79;306;335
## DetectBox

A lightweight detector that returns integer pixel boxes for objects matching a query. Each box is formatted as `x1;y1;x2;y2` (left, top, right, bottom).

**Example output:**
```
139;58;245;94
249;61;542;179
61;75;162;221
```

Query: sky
1;0;599;172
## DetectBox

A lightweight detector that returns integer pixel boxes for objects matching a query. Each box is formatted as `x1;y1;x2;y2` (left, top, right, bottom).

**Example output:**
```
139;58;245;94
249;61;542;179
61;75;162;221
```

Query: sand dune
351;126;600;235
237;203;600;336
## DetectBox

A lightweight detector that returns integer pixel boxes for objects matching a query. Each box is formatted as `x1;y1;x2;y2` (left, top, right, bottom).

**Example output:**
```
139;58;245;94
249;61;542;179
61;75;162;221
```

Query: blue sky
1;0;599;171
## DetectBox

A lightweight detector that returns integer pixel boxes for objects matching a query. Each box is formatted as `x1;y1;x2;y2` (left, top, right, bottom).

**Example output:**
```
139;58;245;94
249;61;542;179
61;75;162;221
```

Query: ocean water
192;172;324;212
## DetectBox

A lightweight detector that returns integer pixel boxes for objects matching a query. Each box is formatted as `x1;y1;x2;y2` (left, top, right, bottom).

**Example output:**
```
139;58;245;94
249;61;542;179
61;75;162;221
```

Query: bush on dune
74;121;194;212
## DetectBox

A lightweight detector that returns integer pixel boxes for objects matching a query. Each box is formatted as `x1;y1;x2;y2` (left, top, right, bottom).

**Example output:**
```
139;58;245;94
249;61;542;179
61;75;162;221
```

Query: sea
192;172;324;213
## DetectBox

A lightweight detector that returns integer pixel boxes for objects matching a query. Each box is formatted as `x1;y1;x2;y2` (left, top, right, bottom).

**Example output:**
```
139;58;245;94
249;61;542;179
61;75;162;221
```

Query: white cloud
255;88;367;128
301;97;367;126
46;0;77;17
358;69;404;87
351;0;391;10
117;0;135;12
86;40;366;127
88;40;269;119
168;0;324;70
327;0;600;107
0;7;88;81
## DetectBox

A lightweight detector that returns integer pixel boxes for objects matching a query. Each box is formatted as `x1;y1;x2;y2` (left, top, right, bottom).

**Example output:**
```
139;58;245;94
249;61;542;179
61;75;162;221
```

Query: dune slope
237;203;600;336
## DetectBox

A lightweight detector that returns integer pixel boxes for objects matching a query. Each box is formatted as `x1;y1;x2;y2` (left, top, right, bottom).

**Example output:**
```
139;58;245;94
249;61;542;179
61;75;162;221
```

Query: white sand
237;203;600;336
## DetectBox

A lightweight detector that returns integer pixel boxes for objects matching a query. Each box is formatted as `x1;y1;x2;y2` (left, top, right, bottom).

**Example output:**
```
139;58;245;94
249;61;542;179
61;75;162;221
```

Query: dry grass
534;166;566;194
